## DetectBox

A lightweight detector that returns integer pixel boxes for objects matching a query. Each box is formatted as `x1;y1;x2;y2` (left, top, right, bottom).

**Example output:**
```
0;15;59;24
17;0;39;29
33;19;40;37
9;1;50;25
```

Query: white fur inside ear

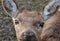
6;0;19;17
42;0;60;22
43;0;57;16
10;0;19;14
43;6;50;16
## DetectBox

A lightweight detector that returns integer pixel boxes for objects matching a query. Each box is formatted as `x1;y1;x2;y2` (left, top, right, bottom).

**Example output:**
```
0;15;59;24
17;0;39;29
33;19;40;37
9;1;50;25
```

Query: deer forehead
16;11;41;22
18;11;41;17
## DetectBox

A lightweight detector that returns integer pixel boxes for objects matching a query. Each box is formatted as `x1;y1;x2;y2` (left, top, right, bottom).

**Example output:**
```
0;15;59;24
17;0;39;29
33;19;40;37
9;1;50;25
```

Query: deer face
2;0;44;41
13;11;43;41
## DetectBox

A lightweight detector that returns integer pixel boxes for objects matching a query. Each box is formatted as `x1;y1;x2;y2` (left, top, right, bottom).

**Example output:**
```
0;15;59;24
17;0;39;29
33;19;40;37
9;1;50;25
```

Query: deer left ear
2;0;19;18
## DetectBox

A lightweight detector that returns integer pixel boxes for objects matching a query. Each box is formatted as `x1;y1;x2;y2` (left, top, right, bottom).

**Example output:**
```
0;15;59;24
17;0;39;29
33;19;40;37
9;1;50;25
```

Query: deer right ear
2;0;19;18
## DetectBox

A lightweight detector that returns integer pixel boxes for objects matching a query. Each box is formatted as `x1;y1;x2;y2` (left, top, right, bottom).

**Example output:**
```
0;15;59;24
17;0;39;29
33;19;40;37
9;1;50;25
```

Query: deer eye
40;22;44;27
15;20;19;25
33;22;44;28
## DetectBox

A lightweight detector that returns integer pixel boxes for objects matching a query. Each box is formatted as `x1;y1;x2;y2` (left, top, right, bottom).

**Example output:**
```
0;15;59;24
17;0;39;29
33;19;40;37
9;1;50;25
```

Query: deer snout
21;31;37;41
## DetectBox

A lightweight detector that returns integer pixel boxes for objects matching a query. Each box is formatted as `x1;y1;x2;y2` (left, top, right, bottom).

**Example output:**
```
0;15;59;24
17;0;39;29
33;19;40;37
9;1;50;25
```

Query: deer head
2;0;44;41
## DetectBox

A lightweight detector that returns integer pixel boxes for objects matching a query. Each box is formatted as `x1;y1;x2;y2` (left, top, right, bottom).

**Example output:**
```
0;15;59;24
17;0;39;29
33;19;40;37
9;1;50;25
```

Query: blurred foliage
17;0;48;11
0;0;48;41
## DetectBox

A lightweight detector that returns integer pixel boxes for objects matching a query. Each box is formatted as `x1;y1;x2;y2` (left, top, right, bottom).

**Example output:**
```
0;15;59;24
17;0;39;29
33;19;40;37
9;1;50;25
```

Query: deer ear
2;0;19;18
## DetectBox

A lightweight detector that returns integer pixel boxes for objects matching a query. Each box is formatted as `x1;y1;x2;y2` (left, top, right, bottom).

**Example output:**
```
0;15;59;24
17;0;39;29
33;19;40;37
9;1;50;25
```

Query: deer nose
21;31;36;41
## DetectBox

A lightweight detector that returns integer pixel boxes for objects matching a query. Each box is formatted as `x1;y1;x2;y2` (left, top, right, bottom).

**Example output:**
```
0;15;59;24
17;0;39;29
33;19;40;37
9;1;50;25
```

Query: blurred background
0;0;48;41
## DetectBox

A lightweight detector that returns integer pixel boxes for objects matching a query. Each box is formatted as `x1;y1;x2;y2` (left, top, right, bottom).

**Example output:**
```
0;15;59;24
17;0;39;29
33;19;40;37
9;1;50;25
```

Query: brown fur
14;11;42;41
40;7;60;41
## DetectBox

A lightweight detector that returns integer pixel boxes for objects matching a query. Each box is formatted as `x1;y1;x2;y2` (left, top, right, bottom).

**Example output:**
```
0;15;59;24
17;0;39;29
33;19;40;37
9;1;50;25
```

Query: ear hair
2;0;19;18
42;0;60;22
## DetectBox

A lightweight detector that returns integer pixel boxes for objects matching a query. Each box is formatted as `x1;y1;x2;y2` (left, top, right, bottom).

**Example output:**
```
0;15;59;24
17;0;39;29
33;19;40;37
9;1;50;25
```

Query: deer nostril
21;31;36;40
23;31;34;37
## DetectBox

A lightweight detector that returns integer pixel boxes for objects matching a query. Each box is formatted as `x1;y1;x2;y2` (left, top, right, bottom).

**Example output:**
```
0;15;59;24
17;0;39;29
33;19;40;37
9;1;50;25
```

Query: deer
40;0;60;41
2;0;44;41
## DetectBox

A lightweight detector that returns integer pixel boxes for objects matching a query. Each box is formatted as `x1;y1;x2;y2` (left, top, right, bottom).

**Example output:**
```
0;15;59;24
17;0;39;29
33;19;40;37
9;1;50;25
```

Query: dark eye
15;20;19;24
40;22;44;27
33;22;44;28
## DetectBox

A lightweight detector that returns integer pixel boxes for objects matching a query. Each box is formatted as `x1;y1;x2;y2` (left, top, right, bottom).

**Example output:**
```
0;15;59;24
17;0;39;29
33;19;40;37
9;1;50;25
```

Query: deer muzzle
20;31;38;41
